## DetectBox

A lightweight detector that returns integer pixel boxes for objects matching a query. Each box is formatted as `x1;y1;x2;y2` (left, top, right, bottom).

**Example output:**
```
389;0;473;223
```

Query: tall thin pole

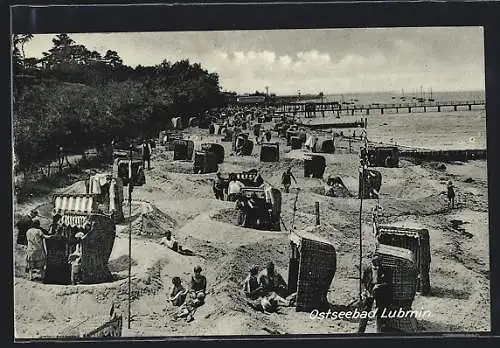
359;165;364;301
128;145;133;329
315;202;320;226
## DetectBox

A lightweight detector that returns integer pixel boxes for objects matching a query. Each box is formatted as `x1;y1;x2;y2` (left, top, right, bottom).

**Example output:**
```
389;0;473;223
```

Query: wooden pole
315;202;320;225
128;146;133;329
359;166;364;301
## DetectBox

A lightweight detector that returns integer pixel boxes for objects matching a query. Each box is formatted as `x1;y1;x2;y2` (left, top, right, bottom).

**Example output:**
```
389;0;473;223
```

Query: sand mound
57;180;88;194
154;161;195;174
118;200;177;238
381;194;450;217
423;162;447;171
309;185;353;198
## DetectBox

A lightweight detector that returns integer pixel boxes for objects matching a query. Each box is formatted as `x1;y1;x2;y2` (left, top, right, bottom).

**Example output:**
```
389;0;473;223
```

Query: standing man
447;181;456;209
227;174;245;202
265;129;272;142
213;172;225;200
26;219;53;281
58;145;65;172
141;140;152;170
281;167;297;193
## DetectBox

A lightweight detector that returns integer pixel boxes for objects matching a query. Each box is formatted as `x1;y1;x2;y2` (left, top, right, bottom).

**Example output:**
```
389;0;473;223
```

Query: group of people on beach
242;261;294;314
212;171;265;202
16;210;89;284
166;266;207;323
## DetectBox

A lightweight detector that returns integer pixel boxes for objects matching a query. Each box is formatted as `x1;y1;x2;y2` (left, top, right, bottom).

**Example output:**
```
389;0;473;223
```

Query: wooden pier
273;99;485;117
297;120;366;129
340;137;486;163
399;148;487;162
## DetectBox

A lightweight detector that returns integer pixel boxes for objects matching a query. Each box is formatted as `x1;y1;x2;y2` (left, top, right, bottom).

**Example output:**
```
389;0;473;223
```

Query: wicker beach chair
289;228;337;312
201;143;225;163
193;150;219;174
374;224;431;295
304;154;326;179
48;194;116;285
260;143;280;162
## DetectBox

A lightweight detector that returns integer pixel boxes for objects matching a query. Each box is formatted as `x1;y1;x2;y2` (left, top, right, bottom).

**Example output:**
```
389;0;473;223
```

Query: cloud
21;27;485;94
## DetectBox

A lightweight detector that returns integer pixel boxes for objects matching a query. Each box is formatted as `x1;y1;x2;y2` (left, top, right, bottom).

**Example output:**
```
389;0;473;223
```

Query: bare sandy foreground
13;125;490;337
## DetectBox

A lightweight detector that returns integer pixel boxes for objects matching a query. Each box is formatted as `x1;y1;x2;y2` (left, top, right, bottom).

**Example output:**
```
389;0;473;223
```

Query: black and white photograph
12;24;489;338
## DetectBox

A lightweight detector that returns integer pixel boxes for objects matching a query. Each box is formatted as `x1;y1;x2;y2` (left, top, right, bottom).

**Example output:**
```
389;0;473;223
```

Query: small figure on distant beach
281;167;297;193
265;130;272;142
141;140;152;170
213;172;225;200
447;181;456;209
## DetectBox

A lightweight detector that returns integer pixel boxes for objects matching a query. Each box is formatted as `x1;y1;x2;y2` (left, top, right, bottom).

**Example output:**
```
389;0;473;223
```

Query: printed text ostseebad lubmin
309;307;432;320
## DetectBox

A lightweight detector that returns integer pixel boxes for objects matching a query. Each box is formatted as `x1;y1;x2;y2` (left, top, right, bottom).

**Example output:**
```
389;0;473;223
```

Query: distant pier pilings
272;99;485;117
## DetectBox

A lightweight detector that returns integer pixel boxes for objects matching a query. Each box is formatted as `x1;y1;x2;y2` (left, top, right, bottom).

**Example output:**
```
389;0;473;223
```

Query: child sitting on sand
175;290;205;323
168;276;188;307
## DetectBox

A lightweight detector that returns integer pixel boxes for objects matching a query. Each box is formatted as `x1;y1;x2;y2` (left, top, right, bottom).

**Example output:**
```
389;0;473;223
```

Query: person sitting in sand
176;290;205;322
190;266;207;299
168;276;188;307
243;265;264;300
160;230;179;252
160;230;195;256
172;267;207;322
242;265;276;314
257;261;290;306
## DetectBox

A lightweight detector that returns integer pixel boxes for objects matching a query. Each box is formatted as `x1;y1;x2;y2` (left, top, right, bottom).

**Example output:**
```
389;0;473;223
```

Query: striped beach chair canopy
53;193;98;216
289;227;335;249
235;171;257;182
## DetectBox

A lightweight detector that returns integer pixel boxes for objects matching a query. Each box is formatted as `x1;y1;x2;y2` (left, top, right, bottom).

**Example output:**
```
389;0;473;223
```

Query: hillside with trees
12;33;228;175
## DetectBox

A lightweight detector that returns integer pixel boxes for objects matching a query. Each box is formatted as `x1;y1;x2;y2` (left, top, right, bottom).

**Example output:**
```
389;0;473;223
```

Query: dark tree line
13;33;229;173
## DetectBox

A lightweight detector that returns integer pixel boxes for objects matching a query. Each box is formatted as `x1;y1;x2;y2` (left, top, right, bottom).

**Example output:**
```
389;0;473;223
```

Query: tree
12;34;34;72
103;50;123;68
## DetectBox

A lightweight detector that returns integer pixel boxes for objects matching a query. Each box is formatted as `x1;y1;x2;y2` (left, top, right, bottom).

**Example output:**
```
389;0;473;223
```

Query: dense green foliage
13;33;227;172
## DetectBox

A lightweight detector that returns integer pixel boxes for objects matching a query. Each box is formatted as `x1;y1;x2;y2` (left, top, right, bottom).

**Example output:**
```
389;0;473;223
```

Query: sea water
300;90;487;150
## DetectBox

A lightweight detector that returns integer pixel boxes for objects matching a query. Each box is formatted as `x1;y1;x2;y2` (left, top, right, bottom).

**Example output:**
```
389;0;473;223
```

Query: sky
22;27;485;95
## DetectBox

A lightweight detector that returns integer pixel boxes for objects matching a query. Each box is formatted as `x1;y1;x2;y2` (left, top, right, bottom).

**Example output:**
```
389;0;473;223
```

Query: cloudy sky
23;27;485;94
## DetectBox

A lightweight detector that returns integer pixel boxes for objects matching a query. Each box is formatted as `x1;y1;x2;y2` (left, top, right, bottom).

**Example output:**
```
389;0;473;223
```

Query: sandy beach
13;110;490;337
